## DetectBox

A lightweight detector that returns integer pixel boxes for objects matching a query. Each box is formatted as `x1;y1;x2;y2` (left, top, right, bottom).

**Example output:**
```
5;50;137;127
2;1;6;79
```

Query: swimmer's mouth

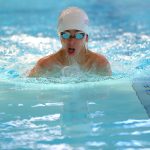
68;48;75;55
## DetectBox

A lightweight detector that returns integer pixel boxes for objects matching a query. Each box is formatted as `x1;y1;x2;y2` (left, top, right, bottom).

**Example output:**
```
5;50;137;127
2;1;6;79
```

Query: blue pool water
0;0;150;149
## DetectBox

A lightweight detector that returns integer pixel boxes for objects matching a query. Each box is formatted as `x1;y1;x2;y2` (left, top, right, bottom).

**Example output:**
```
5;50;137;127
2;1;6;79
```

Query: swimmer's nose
68;38;76;46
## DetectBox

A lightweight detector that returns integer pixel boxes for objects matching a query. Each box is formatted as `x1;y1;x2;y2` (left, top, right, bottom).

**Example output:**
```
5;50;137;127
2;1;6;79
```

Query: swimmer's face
60;30;88;56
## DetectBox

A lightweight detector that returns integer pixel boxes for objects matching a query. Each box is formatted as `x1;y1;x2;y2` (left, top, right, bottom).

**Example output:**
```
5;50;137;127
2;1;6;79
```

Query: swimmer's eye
61;32;70;39
60;32;85;40
75;32;85;39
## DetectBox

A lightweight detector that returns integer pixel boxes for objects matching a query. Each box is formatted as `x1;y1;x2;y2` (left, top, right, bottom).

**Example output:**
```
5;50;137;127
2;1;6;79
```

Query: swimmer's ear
86;34;88;42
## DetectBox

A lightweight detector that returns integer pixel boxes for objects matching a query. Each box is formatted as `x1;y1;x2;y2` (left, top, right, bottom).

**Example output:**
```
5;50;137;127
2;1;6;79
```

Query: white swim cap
57;7;89;34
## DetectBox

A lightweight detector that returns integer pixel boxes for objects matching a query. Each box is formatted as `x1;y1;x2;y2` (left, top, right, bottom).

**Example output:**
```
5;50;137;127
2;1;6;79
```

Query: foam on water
0;30;150;86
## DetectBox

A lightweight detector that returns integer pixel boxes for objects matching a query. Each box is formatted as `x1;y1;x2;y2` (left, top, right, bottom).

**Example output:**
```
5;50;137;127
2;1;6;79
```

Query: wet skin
28;30;112;77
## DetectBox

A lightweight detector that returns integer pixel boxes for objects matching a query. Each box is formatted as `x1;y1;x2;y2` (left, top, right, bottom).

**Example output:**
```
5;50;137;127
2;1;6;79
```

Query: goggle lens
61;32;85;40
61;32;70;39
76;33;85;39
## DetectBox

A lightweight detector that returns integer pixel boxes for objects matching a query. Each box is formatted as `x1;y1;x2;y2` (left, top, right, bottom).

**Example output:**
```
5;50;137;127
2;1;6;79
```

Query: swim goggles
60;32;85;40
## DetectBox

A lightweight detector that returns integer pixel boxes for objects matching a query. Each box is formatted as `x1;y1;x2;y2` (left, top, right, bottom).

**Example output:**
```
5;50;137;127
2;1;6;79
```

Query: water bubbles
61;65;82;77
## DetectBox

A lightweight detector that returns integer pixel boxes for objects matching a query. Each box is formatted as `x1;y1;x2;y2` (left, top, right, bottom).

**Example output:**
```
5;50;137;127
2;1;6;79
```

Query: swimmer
28;7;112;77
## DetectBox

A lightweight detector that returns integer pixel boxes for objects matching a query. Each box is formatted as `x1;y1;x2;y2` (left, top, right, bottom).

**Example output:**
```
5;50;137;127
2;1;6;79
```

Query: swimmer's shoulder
28;50;62;77
87;50;112;75
37;49;62;68
28;55;51;77
87;50;108;64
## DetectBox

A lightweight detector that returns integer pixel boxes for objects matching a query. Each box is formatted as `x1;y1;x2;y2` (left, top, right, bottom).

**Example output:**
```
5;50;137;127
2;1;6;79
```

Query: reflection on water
0;83;150;149
61;88;91;137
